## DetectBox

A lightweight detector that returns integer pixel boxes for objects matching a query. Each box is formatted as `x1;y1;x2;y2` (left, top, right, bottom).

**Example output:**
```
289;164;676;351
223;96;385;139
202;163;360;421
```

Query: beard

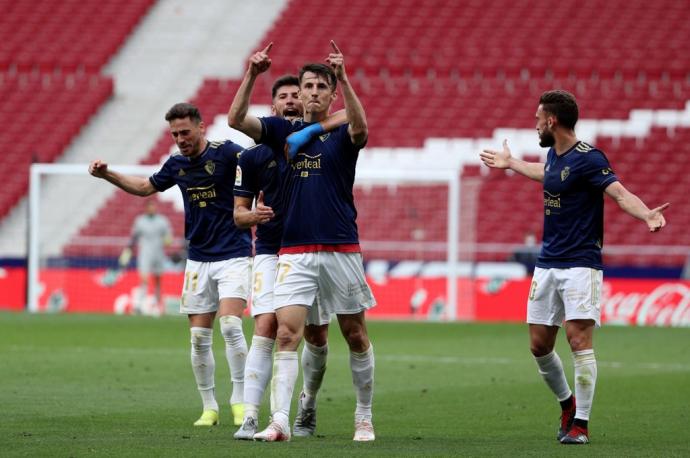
539;130;555;147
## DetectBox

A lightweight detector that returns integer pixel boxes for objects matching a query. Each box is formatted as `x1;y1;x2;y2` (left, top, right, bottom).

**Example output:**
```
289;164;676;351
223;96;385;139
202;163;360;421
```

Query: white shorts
250;254;278;317
526;267;603;327
137;252;165;276
180;257;251;315
273;252;376;322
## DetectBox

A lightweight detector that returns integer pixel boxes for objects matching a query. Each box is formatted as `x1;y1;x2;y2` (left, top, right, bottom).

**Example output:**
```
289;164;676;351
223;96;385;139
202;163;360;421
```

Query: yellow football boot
193;410;219;426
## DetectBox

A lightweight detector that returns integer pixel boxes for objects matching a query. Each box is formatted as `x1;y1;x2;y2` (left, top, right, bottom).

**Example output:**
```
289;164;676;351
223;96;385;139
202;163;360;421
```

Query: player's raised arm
327;41;367;146
228;43;273;141
604;181;669;232
233;191;274;229
88;159;157;196
480;140;545;182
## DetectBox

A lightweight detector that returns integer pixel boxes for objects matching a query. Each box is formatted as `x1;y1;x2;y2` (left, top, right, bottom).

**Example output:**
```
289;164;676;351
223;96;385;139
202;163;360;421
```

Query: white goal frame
28;163;461;318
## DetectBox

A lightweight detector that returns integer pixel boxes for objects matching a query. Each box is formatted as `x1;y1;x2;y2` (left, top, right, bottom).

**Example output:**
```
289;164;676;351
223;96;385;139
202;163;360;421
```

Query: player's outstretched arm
284;109;348;160
327;41;367;146
88;160;156;196
605;181;669;232
233;192;274;229
228;43;273;142
480;140;545;182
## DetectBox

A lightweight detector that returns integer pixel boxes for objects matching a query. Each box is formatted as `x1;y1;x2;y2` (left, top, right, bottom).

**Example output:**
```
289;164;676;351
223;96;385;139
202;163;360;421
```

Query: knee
567;335;591;352
254;315;278;339
304;325;328;347
343;326;369;353
530;340;553;357
276;325;301;351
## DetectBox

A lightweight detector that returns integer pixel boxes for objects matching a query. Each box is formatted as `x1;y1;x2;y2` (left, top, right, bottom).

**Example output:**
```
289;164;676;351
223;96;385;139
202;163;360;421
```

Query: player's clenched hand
326;40;346;81
254;190;275;224
89;159;108;178
248;43;273;76
480;139;512;169
646;202;670;232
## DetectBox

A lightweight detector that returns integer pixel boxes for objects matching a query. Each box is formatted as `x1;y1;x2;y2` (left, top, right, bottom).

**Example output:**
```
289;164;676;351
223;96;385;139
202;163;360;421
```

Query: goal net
28;162;466;320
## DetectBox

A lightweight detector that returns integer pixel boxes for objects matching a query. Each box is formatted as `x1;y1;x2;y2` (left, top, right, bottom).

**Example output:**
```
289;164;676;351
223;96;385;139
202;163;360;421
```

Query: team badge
204;160;215;175
178;169;186;176
235;165;242;186
319;133;330;142
561;166;570;182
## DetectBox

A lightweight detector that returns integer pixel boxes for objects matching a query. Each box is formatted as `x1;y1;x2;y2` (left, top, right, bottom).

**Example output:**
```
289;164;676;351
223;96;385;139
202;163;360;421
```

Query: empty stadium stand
0;0;155;219
66;0;690;267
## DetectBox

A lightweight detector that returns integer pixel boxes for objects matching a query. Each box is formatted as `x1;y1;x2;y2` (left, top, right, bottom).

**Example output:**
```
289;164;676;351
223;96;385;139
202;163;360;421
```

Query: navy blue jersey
233;144;288;255
149;140;251;262
537;141;618;270
259;117;361;250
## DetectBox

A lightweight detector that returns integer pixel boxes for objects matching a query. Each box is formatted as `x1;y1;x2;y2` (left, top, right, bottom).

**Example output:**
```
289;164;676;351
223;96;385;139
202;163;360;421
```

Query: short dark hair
271;75;300;99
299;63;337;91
165;102;203;123
539;90;578;130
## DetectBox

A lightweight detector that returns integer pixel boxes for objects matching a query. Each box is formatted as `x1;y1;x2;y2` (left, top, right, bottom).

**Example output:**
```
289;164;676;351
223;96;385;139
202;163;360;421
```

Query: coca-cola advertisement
600;280;690;327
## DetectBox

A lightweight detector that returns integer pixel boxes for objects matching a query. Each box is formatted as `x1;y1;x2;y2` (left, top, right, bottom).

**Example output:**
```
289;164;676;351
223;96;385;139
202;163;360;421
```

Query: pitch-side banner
1;268;689;327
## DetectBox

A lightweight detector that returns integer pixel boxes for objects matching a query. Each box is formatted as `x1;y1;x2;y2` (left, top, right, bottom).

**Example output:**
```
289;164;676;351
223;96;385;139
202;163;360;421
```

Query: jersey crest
204;160;215;175
561;166;570;182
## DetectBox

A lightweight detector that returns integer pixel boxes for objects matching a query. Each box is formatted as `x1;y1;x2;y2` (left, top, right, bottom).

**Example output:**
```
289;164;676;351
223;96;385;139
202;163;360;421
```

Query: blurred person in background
511;230;540;275
481;90;669;445
121;199;172;315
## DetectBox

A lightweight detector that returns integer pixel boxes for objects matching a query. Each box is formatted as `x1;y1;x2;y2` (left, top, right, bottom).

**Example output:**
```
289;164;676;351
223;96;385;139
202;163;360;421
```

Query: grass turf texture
1;312;688;457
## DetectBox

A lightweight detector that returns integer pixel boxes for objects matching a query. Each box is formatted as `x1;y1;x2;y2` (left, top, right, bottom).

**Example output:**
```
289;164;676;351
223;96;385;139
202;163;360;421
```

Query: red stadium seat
58;0;690;268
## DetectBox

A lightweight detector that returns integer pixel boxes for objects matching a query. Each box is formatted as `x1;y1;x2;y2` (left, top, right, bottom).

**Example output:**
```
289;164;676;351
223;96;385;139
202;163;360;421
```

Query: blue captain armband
284;123;325;161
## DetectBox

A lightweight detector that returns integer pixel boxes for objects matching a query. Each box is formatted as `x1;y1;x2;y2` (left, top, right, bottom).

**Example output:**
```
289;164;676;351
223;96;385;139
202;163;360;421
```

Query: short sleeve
583;150;618;189
259;116;294;151
336;124;364;153
149;158;176;192
234;147;259;198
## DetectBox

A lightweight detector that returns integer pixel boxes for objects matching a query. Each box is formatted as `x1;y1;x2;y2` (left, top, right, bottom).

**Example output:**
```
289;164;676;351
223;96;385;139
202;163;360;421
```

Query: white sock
573;349;597;421
220;315;247;405
270;351;298;429
534;351;572;402
190;327;218;411
350;344;375;419
243;335;275;419
301;342;328;409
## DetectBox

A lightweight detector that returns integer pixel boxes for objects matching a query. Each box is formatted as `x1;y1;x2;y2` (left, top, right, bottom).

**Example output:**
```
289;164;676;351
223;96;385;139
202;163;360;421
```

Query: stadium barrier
2;266;688;327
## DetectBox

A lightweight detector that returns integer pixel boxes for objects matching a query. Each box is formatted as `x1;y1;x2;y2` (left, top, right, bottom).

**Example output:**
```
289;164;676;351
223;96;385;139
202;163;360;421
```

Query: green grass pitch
1;312;688;457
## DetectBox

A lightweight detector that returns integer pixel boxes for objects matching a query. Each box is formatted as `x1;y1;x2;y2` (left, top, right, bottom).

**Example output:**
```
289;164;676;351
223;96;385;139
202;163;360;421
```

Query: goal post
28;162;465;320
28;163;161;314
354;167;461;320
